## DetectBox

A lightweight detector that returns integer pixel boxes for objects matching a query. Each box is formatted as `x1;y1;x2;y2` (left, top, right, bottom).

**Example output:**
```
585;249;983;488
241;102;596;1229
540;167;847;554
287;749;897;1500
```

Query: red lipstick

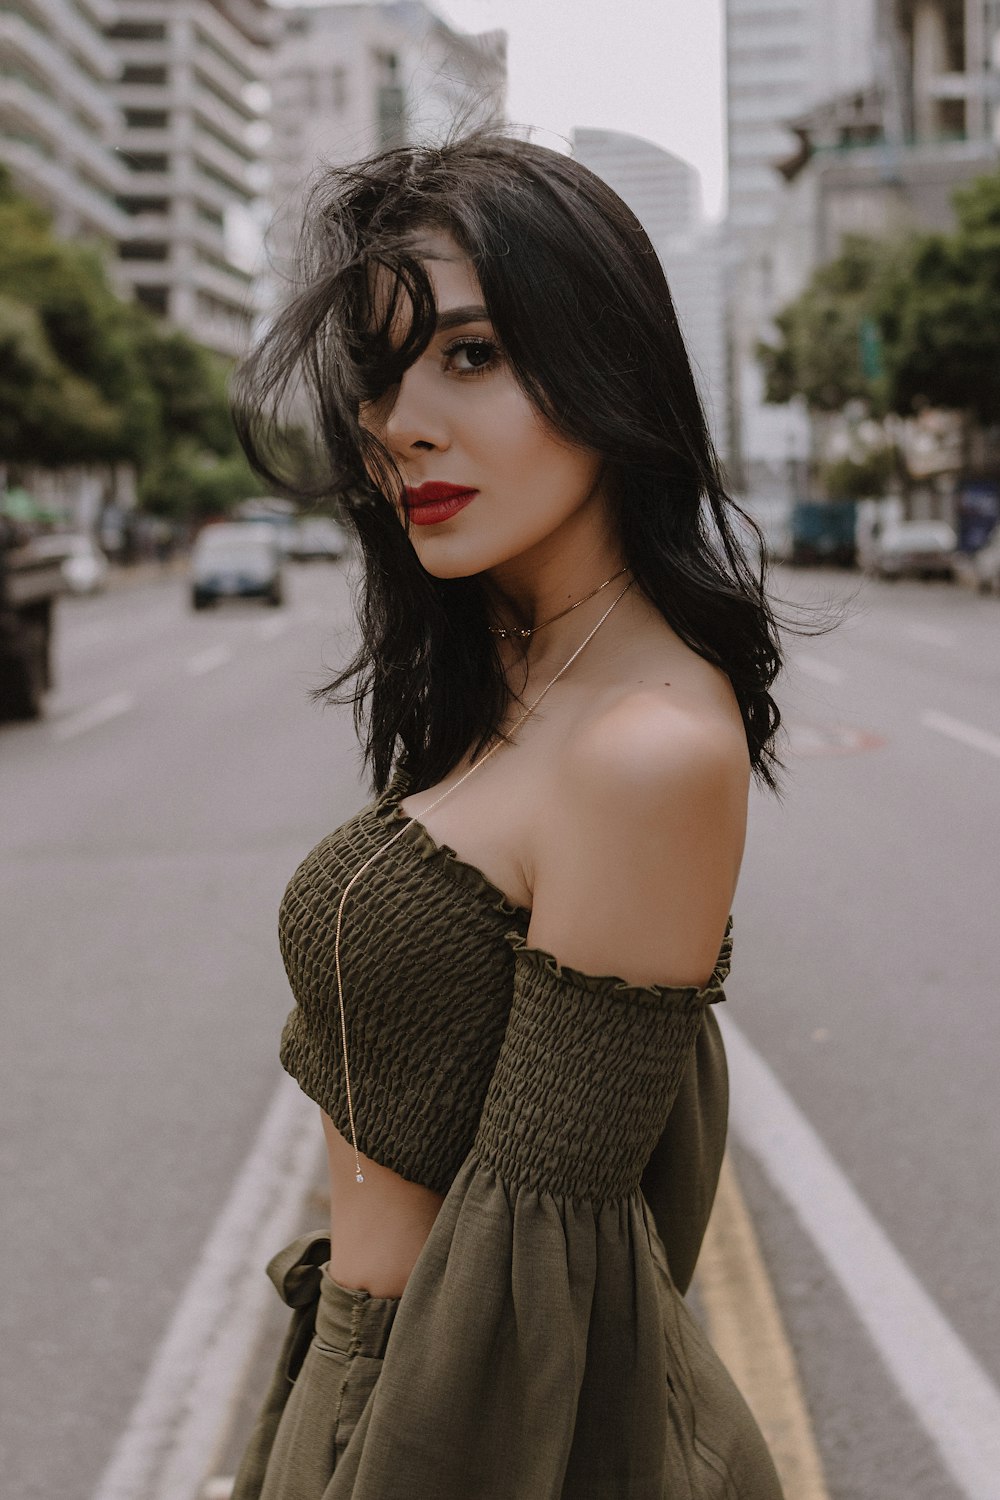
403;482;478;526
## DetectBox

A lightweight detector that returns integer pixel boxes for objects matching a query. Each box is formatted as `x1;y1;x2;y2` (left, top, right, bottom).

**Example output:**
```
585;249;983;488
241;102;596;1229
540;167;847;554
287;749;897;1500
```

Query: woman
231;131;785;1499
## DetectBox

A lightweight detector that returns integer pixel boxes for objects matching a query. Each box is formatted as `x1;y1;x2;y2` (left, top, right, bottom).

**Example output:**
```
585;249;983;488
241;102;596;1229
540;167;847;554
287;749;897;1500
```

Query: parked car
190;522;284;609
31;533;109;595
865;520;957;580
970;529;1000;593
286;517;350;562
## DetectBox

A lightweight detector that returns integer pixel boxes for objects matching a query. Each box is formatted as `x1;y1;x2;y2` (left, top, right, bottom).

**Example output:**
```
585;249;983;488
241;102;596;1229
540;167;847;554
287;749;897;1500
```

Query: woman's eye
443;338;499;375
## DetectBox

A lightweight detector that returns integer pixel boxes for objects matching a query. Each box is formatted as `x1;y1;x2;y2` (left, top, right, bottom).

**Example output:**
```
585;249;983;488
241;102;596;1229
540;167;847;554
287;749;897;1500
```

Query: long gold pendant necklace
333;575;633;1183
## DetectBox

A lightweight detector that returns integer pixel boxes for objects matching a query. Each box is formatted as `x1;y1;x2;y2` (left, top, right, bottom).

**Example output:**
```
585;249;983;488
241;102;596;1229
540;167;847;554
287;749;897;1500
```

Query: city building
267;1;506;284
107;0;275;358
724;0;1000;495
724;0;884;492
893;0;1000;145
0;0;129;243
725;0;881;240
572;129;730;464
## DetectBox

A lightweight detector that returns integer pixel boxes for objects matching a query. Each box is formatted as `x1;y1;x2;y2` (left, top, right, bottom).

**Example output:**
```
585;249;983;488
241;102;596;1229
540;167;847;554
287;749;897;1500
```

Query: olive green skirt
232;1224;781;1500
232;1235;398;1500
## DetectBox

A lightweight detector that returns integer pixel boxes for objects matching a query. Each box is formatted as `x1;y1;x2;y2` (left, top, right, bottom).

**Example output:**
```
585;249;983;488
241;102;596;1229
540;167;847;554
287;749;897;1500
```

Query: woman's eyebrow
434;304;491;332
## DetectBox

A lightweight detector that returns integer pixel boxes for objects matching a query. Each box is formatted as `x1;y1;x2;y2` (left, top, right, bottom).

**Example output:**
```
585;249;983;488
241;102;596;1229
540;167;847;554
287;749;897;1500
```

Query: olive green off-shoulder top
276;767;783;1499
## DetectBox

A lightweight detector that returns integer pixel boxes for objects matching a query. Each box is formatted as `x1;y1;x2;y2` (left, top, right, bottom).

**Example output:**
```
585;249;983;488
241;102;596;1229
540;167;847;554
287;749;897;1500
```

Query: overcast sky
282;0;728;219
435;0;726;218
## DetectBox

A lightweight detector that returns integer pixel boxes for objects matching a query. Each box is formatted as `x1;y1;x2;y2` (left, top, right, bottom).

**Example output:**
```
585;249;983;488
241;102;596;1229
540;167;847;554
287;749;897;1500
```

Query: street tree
756;235;894;415
876;173;1000;430
0;168;263;517
0;170;158;467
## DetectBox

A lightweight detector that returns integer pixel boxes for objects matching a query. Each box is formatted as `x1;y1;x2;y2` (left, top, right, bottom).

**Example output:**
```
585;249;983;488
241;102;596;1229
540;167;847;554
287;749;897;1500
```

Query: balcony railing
0;12;118;133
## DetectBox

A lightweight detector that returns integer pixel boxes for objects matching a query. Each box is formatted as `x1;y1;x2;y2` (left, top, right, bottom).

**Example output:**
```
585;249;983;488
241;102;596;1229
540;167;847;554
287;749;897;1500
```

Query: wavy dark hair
233;130;789;794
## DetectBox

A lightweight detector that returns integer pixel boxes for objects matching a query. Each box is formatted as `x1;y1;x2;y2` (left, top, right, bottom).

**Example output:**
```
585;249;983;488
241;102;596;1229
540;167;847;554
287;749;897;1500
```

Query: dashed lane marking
52;692;135;741
922;710;1000;763
723;1016;1000;1500
696;1155;831;1499
186;645;232;676
89;1076;322;1500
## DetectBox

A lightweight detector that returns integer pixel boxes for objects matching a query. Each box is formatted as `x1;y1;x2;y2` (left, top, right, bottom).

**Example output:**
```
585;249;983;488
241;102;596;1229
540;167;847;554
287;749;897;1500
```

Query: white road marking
52;692;135;741
723;1016;1000;1500
904;622;957;649
921;710;1000;762
186;645;232;676
793;655;845;685
90;1076;322;1500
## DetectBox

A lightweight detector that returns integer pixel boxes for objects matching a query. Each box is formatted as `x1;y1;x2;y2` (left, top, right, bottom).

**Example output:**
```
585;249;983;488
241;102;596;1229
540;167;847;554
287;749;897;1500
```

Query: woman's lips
403;484;478;526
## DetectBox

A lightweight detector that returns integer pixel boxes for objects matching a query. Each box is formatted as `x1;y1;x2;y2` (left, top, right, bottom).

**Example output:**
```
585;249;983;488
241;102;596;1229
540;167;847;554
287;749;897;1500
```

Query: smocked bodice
278;768;731;1205
278;772;531;1194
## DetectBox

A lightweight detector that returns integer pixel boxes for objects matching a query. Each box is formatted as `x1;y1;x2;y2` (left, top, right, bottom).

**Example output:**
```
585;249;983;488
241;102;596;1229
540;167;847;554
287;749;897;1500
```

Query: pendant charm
355;1170;365;1183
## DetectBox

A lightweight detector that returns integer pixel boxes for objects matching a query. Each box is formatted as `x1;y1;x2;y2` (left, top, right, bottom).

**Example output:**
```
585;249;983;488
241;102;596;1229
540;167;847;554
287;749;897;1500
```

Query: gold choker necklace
488;566;629;641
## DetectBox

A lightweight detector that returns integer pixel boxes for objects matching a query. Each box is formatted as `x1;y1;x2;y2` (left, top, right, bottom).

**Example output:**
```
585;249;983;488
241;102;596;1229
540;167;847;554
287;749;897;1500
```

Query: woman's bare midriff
321;1111;445;1297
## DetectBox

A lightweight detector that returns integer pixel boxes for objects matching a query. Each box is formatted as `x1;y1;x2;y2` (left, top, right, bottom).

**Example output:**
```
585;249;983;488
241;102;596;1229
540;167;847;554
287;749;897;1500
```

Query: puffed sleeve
326;921;782;1500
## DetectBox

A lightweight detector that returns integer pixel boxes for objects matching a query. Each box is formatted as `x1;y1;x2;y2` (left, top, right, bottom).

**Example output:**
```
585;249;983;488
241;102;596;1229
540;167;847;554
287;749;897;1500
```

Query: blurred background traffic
2;5;999;1500
4;0;1000;722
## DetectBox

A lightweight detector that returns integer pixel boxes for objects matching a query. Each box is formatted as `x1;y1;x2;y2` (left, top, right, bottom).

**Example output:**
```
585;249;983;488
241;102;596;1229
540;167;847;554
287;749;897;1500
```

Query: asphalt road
2;559;997;1500
730;566;999;1500
1;561;362;1500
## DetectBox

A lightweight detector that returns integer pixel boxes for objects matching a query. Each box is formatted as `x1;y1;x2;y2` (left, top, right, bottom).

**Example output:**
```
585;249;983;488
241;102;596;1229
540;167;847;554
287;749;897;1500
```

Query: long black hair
233;129;789;793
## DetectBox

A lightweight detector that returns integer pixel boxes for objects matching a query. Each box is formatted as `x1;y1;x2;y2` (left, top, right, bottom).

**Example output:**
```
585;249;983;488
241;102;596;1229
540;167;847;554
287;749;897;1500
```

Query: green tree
876;173;1000;427
0;168;264;517
133;324;243;458
759;172;1000;434
756;236;894;414
139;441;262;521
0;170;158;466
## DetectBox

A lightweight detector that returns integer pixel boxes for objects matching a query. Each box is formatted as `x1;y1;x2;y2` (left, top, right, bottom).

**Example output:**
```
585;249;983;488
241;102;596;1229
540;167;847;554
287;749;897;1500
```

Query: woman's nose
383;367;450;455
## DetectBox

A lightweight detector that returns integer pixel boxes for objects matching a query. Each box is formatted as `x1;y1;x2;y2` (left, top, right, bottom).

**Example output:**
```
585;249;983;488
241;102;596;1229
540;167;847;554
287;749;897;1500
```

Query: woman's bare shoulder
526;675;749;989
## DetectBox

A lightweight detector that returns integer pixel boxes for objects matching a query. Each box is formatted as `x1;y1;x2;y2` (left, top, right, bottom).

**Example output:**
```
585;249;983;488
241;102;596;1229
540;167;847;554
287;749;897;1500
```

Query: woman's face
359;230;610;581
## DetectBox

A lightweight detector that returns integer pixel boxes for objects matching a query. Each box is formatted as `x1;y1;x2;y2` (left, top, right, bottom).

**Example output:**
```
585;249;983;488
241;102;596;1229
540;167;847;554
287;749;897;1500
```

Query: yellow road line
695;1153;831;1500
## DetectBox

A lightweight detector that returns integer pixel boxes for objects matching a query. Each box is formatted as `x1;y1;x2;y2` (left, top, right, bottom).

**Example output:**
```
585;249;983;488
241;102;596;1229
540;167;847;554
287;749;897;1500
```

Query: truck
0;515;65;720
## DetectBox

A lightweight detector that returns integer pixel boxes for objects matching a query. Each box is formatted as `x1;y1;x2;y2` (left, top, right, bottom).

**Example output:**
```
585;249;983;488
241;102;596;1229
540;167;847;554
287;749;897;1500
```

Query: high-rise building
572;127;701;240
725;0;881;239
107;0;275;358
572;129;729;463
0;0;129;243
725;0;1000;495
893;0;1000;145
268;2;505;282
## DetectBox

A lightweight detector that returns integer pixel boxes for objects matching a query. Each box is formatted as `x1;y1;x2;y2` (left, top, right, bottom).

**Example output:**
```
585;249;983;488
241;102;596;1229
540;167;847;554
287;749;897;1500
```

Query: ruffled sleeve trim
504;917;732;1007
